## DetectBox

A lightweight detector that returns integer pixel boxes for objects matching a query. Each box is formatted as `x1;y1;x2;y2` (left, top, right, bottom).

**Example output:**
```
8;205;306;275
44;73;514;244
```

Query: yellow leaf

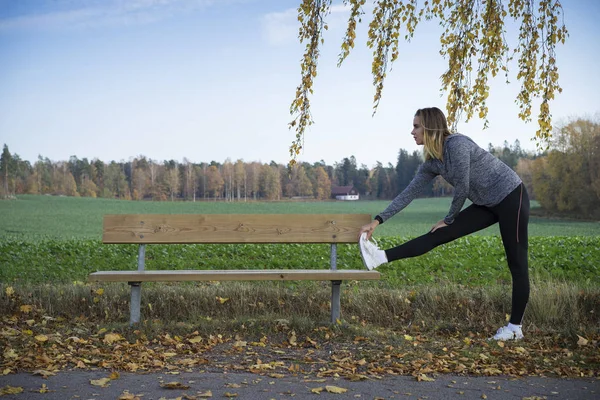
109;371;120;380
404;334;413;341
5;286;14;297
417;374;435;382
20;305;33;313
577;335;589;346
103;333;122;344
90;378;111;387
97;328;107;335
0;386;23;395
163;352;177;357
93;297;100;303
233;340;247;347
224;392;238;397
481;394;487;399
32;370;56;378
515;347;527;354
216;296;229;304
35;334;49;342
198;390;213;397
2;369;10;375
188;336;203;344
26;319;35;326
39;384;50;393
161;382;190;389
23;329;33;336
311;387;324;393
269;373;285;378
117;390;136;400
289;331;297;346
3;349;18;359
325;385;348;394
95;288;104;295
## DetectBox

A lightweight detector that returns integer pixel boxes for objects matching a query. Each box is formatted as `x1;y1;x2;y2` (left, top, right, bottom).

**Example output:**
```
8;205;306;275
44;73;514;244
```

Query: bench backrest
103;214;371;244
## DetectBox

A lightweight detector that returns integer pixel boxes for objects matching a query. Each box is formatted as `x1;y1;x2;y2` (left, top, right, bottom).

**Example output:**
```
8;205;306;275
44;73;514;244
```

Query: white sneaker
489;325;524;341
358;233;386;271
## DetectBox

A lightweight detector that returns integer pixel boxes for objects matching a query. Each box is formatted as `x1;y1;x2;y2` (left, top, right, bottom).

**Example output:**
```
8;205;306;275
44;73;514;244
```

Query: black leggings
385;184;530;325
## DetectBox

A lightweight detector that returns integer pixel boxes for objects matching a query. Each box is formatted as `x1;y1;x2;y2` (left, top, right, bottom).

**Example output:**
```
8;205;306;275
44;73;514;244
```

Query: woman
358;107;530;341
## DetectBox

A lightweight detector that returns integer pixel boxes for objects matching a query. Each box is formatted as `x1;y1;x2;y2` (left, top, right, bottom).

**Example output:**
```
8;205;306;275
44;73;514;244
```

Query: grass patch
1;195;599;241
2;236;599;285
2;281;598;337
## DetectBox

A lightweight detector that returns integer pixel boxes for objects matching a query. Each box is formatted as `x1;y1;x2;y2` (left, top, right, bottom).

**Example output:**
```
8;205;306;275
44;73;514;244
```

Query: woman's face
412;116;425;145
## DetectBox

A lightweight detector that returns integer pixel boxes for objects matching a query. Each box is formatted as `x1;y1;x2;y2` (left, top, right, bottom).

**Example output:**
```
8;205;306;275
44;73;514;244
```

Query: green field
1;195;599;240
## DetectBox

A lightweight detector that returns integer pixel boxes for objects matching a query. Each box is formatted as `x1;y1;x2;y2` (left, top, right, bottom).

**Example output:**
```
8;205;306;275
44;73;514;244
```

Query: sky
0;0;599;168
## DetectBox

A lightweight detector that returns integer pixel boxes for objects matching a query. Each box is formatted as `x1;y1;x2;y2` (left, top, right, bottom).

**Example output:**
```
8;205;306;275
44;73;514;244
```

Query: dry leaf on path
416;374;435;382
0;386;24;395
90;378;111;387
325;385;348;394
161;381;190;389
32;369;56;378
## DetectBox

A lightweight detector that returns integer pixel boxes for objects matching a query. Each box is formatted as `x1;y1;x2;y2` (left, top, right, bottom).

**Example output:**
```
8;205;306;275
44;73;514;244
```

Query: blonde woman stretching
358;107;530;341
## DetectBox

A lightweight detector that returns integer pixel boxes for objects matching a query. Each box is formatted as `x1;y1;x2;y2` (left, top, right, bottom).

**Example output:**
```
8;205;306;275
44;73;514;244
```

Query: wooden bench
89;214;380;325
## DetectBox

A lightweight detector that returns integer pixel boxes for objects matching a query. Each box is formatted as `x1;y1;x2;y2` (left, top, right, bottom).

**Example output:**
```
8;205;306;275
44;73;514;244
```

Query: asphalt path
0;371;598;400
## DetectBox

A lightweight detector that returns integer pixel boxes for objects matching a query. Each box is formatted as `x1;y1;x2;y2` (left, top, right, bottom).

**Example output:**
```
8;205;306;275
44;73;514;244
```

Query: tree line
1;118;598;218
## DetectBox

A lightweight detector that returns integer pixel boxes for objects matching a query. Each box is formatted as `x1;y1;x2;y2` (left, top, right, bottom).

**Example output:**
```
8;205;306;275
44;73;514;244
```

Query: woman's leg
495;184;530;325
385;203;498;262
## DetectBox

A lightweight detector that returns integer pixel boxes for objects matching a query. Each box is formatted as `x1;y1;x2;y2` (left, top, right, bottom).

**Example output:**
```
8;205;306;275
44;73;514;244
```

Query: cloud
0;0;215;31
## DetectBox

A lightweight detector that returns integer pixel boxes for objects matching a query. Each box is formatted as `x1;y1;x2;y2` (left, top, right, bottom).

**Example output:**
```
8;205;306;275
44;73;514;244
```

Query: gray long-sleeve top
377;134;522;224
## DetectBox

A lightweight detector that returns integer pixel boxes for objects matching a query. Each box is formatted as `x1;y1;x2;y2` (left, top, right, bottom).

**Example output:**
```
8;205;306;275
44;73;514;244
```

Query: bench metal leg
129;244;146;326
130;282;141;325
330;243;341;323
331;280;341;323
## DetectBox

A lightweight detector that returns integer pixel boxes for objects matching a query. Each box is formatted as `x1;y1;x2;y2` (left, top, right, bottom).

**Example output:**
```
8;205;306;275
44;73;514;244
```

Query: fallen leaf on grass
577;335;589;346
34;334;48;342
161;381;190;389
103;333;122;344
188;336;203;344
20;305;32;313
0;386;23;395
90;378;111;387
5;286;14;297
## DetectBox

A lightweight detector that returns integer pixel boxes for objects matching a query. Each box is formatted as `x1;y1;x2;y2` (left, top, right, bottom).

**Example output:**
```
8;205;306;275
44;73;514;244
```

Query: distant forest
1;118;598;218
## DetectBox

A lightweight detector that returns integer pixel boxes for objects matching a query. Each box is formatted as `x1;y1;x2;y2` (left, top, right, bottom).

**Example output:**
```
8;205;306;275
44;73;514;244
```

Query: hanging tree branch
288;0;567;165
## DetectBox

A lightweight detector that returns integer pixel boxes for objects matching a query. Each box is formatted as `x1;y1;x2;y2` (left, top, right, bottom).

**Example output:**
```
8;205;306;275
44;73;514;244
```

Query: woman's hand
358;220;380;241
430;219;448;233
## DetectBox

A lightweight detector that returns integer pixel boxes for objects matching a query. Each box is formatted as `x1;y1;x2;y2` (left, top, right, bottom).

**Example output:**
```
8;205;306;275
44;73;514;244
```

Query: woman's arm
376;163;437;223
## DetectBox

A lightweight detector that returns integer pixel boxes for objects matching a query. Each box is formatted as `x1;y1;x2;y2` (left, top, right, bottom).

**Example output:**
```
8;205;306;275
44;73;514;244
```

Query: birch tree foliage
288;0;568;166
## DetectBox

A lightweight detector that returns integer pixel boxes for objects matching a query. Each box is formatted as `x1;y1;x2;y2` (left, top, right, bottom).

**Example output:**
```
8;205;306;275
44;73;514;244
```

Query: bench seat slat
89;269;380;282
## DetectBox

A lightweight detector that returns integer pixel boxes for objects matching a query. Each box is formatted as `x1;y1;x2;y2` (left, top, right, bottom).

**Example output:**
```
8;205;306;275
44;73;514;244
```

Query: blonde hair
415;107;452;160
